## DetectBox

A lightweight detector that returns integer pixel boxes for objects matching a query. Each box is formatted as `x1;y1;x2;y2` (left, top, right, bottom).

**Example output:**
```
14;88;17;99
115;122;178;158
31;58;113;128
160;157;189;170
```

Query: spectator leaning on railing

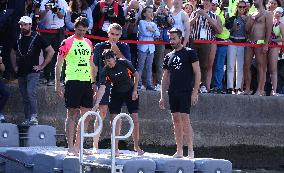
39;0;68;86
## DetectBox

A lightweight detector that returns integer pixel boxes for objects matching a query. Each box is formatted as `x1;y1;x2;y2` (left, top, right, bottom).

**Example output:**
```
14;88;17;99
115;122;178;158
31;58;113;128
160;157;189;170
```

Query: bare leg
172;113;183;158
243;47;254;94
206;44;217;90
131;113;144;155
181;113;194;158
110;114;121;156
65;108;79;154
73;107;92;155
93;105;108;153
255;48;267;95
268;48;280;95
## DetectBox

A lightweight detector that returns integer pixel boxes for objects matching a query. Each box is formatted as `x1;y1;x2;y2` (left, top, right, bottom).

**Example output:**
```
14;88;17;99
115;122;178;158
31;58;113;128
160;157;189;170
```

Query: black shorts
64;80;93;109
109;88;139;114
168;92;191;114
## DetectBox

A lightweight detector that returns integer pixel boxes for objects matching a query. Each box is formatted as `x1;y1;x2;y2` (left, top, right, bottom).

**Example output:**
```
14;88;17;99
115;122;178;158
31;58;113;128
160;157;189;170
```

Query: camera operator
152;1;174;90
124;0;142;67
25;0;41;30
39;0;67;85
65;0;93;33
92;0;125;39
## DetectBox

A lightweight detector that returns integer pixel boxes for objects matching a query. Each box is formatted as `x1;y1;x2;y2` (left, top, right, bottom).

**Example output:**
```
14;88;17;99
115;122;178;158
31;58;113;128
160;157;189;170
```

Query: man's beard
21;29;30;35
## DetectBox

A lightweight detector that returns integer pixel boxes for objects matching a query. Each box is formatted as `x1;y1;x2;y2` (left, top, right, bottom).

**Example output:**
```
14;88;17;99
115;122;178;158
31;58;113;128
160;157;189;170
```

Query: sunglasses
238;6;246;8
109;33;120;36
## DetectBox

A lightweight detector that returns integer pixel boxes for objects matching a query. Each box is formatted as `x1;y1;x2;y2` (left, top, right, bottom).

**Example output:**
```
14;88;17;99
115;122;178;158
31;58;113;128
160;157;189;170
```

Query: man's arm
0;57;5;72
34;45;55;71
191;61;201;105
198;10;222;34
159;69;169;109
10;48;18;73
182;11;190;46
54;56;64;97
264;12;273;52
132;71;139;100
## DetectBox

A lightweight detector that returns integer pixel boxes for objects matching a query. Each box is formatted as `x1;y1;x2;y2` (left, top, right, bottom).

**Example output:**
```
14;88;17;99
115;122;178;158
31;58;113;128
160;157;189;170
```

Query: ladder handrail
79;111;103;173
111;113;134;173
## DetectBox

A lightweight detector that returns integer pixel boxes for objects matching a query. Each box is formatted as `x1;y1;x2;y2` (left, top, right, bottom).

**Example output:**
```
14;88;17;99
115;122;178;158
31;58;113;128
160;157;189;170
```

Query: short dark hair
74;16;89;28
168;28;182;38
141;6;153;20
102;49;116;60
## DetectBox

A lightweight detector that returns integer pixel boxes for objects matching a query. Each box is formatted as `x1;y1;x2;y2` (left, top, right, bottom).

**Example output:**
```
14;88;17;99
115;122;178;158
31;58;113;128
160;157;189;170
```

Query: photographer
92;0;125;38
65;0;93;33
39;0;67;85
124;0;142;67
25;0;41;30
152;2;174;90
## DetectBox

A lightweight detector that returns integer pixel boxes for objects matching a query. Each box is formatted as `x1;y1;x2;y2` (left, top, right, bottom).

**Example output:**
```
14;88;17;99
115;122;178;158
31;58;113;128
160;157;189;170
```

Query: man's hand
191;92;198;106
55;83;64;98
92;83;97;100
132;90;138;100
146;26;155;32
33;65;44;72
45;5;51;11
159;98;165;110
197;9;206;16
111;43;120;55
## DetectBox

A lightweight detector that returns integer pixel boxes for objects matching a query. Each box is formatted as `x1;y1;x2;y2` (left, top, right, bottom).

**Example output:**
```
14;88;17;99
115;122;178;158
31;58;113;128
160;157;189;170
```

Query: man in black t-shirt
93;49;144;156
10;16;54;125
159;28;201;159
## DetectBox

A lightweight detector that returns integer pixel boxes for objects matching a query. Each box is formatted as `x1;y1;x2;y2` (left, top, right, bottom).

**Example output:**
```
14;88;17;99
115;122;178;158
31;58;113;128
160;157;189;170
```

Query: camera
197;4;204;9
45;0;61;13
71;12;87;23
105;5;114;16
126;9;136;23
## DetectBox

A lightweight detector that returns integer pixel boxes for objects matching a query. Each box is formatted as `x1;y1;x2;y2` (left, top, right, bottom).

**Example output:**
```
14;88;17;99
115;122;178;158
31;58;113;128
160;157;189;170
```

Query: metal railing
111;113;134;173
79;111;103;173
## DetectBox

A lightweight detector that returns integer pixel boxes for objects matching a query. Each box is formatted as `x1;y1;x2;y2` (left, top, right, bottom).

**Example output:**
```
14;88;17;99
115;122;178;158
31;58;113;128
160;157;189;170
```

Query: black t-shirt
100;59;136;93
163;47;198;95
93;41;131;83
13;32;49;76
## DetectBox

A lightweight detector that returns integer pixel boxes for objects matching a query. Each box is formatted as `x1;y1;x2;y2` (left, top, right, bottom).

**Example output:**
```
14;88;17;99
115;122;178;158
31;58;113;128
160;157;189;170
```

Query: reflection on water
233;170;283;173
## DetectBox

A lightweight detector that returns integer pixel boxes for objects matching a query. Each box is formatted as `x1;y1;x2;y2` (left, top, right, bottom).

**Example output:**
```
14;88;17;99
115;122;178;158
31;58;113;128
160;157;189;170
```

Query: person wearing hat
267;7;284;96
10;16;55;125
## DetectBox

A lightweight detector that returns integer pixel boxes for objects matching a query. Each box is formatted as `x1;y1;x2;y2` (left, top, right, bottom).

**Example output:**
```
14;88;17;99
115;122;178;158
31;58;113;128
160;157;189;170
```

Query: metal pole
111;113;134;173
79;111;103;173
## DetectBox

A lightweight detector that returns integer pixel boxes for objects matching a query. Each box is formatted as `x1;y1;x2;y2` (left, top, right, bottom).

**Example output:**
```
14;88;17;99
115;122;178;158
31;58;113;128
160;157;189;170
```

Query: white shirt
40;0;68;29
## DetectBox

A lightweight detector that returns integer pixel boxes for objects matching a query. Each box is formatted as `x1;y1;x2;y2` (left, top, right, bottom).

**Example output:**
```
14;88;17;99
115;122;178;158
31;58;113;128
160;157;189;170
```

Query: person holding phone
225;0;248;94
0;54;9;123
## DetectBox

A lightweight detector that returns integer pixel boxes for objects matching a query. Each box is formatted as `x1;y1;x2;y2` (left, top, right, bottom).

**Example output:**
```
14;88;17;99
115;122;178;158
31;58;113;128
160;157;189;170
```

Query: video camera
126;9;136;23
71;12;87;23
105;5;114;16
45;0;61;13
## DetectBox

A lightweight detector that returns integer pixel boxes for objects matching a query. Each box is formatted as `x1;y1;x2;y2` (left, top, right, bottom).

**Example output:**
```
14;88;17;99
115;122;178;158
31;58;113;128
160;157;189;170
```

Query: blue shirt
138;20;160;53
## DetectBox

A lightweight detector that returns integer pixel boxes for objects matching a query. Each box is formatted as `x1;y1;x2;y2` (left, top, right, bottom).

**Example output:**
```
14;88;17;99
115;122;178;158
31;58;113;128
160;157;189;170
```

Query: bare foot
67;148;77;156
115;149;120;157
173;151;183;158
134;148;145;156
92;147;99;154
242;90;253;95
187;150;194;159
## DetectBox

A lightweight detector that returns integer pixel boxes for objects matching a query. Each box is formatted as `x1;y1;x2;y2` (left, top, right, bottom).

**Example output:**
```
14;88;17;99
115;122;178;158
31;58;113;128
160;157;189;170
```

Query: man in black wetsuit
93;49;144;156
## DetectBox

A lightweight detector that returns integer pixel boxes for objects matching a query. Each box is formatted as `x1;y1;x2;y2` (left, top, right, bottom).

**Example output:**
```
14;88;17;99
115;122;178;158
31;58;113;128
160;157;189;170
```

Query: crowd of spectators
1;0;284;98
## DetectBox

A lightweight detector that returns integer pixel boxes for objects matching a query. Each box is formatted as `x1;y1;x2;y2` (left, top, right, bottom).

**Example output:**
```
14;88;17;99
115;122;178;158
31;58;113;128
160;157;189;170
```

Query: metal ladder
79;111;103;173
79;112;134;173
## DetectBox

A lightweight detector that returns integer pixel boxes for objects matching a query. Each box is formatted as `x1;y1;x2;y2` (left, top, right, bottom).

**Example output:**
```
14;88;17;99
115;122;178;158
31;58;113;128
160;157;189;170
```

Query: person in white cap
267;7;284;96
10;16;55;125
